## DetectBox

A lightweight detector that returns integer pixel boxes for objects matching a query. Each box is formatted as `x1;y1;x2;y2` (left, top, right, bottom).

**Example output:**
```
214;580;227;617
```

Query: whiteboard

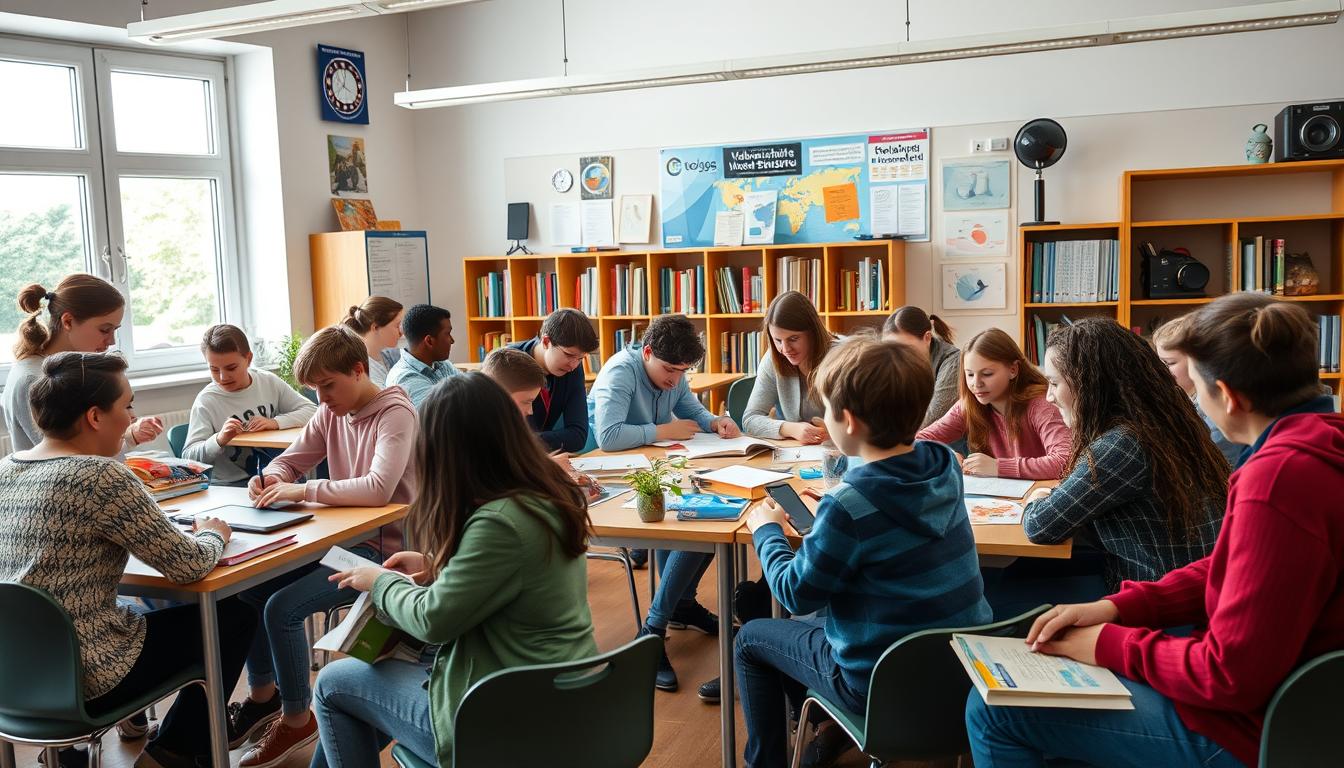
365;231;430;308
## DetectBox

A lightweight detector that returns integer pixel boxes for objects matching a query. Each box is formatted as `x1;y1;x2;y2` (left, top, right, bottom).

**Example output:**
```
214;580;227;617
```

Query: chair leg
0;739;16;768
147;702;157;720
43;748;61;767
616;548;643;633
308;614;320;671
789;698;817;768
88;737;102;768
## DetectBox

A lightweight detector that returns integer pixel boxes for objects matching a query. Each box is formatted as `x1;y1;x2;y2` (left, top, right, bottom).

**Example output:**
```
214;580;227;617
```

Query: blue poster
318;44;368;124
660;129;929;248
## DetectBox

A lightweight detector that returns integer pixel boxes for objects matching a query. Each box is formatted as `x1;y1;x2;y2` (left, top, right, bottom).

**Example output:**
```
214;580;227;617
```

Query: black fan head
1014;118;1067;170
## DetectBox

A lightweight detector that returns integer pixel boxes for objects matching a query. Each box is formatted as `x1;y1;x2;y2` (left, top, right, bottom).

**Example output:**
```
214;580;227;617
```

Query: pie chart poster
318;45;369;125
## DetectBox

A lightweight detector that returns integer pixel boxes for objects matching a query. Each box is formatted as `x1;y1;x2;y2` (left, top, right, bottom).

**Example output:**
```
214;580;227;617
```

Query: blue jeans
310;657;437;768
735;618;865;768
645;549;713;629
965;676;1246;768
982;549;1109;622
239;544;377;715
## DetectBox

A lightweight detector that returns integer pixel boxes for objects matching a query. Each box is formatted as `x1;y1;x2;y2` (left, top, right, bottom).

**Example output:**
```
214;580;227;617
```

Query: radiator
0;408;192;456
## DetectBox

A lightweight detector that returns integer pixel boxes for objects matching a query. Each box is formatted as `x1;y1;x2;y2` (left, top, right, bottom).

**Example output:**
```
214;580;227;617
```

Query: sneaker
627;548;648;569
799;721;856;768
697;676;720;704
227;691;282;749
638;624;678;692
116;711;160;741
666;601;719;635
733;577;773;624
239;715;319;768
38;747;87;768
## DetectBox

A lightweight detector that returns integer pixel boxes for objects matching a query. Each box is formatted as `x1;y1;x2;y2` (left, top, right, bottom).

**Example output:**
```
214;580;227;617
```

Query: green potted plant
623;456;688;523
275;332;307;394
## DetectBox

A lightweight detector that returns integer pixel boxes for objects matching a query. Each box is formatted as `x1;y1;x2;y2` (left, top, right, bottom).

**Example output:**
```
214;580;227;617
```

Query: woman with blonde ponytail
1;275;164;452
340;296;404;387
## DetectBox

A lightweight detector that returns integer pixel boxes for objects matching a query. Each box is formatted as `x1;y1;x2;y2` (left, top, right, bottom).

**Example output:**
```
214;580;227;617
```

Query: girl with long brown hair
316;372;598;768
341;296;403;387
1;275;164;452
916;327;1070;479
743;291;837;443
884;305;960;427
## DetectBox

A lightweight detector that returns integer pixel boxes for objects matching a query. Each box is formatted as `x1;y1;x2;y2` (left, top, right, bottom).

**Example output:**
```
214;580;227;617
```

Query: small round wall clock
324;57;365;118
551;168;574;193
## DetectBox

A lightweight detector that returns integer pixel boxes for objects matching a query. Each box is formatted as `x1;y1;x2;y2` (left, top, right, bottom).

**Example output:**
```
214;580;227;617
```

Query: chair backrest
0;582;88;722
726;375;757;427
1259;650;1344;767
167;423;189;458
453;634;661;768
860;604;1051;761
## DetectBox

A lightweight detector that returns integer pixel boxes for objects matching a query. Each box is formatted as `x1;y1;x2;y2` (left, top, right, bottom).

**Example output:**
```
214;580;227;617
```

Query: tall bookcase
463;240;905;381
1020;158;1344;412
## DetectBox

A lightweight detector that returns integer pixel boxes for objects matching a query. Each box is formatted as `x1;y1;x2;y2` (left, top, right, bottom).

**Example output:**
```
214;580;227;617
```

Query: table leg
715;542;737;768
199;593;230;768
0;739;15;768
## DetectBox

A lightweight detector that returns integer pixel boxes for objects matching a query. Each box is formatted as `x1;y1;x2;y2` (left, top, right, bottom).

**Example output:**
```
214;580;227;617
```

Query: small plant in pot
623;456;688;523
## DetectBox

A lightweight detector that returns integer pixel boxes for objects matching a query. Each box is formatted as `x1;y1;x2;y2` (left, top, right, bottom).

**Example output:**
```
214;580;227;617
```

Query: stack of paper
962;476;1034;499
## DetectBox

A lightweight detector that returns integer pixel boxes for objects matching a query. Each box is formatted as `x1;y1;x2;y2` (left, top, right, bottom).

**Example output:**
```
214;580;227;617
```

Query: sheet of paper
742;190;778;245
822;182;860;223
964;496;1025;525
571;454;653;473
962;476;1034;498
580;199;615;246
697;465;792;489
549;202;581;245
618;194;653;243
870;185;899;234
313;590;373;651
771;445;828;463
320;545;382;573
714;210;744;246
897;183;927;236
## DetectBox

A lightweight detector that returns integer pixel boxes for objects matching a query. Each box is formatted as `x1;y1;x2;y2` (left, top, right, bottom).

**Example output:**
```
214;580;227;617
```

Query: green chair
726;375;757;427
1258;649;1344;767
0;582;205;768
391;634;662;768
166;423;188;458
790;605;1051;768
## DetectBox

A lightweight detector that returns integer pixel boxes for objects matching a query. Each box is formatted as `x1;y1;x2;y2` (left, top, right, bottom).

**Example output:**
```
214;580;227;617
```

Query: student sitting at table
740;335;991;767
2;275;164;453
916;328;1071;480
384;304;459;409
966;293;1344;768
340;296;403;388
226;326;418;768
1153;315;1244;467
510;307;600;452
0;352;255;768
883;305;961;428
742;291;836;444
985;317;1228;620
590;313;740;691
311;372;598;768
182;324;317;486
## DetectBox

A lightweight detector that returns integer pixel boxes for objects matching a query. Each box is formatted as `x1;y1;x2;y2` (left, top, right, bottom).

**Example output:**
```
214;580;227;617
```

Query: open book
653;433;776;460
314;547;426;664
952;634;1133;710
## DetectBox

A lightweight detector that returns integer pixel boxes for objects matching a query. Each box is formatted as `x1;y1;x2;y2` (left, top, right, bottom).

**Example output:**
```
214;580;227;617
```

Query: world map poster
659;129;929;248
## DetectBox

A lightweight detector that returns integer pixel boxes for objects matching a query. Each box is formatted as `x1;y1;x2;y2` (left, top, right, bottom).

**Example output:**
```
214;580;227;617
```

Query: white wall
407;0;1344;350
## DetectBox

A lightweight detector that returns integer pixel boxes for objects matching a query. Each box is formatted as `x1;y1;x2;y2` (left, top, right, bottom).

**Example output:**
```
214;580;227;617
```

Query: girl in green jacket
314;372;598;768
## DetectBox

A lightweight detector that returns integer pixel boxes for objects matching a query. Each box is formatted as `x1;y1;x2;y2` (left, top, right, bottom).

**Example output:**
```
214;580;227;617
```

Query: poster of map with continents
659;129;929;249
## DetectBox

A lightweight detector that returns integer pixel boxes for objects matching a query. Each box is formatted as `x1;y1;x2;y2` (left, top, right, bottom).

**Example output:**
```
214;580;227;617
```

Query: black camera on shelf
1141;242;1210;300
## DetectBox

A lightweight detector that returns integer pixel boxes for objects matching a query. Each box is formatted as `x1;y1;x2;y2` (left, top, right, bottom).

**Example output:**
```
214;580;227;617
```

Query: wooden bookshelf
464;241;906;388
1020;159;1344;412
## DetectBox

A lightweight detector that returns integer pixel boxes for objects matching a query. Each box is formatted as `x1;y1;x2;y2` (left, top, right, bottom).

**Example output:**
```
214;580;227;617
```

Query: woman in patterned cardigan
0;352;256;768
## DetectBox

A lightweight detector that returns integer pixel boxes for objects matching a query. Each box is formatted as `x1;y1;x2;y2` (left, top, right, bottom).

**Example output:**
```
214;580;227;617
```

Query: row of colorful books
477;331;513;364
713;266;762;314
524;272;560;317
1239;237;1295;294
609;263;648;316
474;270;512;317
1029;239;1120;304
720;331;763;374
836;259;887;311
573;267;600;317
660;266;706;315
776;256;822;306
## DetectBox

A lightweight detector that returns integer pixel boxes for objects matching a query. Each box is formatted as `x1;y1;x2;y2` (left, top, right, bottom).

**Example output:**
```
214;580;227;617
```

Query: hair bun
347;305;361;317
1249;302;1306;355
16;283;49;314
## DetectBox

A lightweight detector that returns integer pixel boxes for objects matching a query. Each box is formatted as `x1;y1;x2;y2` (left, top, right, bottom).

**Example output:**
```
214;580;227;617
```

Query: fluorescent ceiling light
395;0;1341;109
127;0;486;44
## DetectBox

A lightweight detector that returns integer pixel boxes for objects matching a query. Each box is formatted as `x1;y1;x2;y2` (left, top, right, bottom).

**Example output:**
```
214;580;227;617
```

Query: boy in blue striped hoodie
739;335;992;767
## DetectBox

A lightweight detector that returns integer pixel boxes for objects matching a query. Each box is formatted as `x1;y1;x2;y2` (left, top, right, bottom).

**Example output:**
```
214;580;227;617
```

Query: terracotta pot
636;492;666;523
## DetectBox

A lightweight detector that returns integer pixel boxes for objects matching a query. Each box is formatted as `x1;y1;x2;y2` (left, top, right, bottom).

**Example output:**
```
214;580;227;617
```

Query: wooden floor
10;554;949;767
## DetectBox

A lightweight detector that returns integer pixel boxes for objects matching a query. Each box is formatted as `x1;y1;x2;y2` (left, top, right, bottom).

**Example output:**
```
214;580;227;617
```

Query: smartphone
764;481;816;535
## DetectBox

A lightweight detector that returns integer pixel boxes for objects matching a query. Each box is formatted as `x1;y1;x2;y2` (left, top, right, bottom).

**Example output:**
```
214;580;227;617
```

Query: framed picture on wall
942;262;1007;310
942;157;1010;211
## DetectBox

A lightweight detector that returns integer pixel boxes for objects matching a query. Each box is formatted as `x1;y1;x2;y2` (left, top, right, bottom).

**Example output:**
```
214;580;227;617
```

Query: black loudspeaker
1275;101;1344;162
507;202;530;240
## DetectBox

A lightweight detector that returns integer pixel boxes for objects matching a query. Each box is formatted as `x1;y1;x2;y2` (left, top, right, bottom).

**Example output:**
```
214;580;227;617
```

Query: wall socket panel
971;137;1010;153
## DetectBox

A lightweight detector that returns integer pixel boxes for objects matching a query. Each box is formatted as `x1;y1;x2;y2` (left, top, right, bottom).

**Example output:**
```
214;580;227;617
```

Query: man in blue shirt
385;304;458;408
511;308;600;452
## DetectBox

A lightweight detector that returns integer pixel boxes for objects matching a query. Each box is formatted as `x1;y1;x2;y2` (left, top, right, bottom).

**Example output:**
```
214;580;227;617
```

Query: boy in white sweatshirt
182;324;317;485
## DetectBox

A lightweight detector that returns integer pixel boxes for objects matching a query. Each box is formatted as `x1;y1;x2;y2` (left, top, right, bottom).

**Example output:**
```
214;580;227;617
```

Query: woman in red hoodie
965;293;1344;768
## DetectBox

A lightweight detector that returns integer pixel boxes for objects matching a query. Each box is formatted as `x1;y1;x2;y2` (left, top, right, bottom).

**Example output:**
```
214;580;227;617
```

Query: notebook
952;634;1133;710
218;531;299;566
171;504;314;533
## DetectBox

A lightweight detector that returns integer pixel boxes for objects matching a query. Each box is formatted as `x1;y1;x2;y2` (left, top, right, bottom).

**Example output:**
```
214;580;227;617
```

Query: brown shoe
238;714;319;768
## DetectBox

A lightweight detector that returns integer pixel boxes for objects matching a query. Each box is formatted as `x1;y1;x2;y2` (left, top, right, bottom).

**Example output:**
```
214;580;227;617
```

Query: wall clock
317;44;369;124
552;168;574;193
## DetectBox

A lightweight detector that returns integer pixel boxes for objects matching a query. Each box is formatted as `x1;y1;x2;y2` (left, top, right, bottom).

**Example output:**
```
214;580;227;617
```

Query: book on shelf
1026;313;1074;366
525;271;560;316
609;263;648;316
713;266;762;313
477;331;513;363
776;255;822;306
660;266;705;314
1029;240;1119;304
952;634;1133;711
613;321;646;351
474;269;511;317
1240;237;1289;295
720;331;763;374
1319;315;1341;373
836;258;887;311
585;350;602;376
573;265;600;317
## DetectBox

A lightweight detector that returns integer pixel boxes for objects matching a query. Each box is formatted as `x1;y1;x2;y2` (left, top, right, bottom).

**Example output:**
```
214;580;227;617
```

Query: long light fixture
395;0;1342;109
127;0;487;44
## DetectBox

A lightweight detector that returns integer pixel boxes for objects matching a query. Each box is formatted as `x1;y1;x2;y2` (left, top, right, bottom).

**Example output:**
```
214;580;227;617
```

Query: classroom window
0;37;240;374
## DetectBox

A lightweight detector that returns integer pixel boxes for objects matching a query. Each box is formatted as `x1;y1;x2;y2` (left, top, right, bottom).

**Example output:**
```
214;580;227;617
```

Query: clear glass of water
822;447;848;488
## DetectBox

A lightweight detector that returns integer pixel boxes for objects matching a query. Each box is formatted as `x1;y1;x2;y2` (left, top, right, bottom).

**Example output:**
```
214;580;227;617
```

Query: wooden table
119;487;408;768
229;426;305;449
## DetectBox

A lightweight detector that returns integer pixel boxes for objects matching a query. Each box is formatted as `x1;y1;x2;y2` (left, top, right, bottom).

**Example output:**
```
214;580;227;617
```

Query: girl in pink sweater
916;328;1070;480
